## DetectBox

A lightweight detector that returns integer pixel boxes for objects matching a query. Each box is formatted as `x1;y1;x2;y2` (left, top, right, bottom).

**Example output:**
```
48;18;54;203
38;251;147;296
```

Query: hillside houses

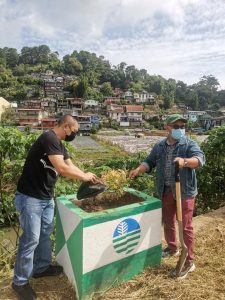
133;91;156;104
44;76;65;98
16;108;44;126
2;70;224;132
183;111;207;122
107;104;143;127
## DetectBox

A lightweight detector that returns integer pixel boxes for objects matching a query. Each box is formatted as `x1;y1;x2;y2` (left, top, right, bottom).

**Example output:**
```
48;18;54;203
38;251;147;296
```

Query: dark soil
71;191;144;212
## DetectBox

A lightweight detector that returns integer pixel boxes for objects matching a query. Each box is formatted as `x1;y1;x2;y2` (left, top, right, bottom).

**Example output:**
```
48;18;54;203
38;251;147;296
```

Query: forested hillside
0;45;225;110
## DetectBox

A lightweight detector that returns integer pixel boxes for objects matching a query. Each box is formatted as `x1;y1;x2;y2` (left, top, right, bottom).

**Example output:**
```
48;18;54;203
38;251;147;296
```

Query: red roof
125;105;143;112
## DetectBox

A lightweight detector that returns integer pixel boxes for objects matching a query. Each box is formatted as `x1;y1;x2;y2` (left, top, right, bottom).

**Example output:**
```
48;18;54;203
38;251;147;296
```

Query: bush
0;128;81;225
196;125;225;214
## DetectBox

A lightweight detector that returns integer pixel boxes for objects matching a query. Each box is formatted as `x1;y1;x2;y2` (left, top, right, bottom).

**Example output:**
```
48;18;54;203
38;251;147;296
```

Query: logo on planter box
112;218;141;255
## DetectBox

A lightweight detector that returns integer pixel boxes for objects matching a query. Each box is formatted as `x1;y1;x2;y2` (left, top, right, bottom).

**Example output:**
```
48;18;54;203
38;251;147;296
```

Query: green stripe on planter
82;244;161;299
116;242;139;253
113;229;141;242
66;221;83;299
55;204;66;256
113;235;141;249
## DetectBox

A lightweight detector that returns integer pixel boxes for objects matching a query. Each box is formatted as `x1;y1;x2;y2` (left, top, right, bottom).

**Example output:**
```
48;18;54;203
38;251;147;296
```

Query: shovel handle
175;160;180;182
174;161;188;276
175;161;182;221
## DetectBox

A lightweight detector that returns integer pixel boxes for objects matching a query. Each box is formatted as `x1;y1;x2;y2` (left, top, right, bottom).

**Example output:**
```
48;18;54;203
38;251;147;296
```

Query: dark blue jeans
13;191;55;286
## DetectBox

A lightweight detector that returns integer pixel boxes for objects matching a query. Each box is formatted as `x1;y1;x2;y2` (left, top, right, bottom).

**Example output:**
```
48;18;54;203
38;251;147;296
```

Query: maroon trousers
162;191;195;263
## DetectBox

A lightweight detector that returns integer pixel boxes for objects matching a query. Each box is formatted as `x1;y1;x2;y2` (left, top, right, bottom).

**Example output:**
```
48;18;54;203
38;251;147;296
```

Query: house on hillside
41;98;57;114
104;97;121;107
0;97;12;121
73;115;92;135
20;100;41;109
183;111;207;122
201;115;225;130
121;90;133;101
112;88;123;98
16;108;48;126
84;99;99;109
107;104;143;127
177;103;188;110
69;98;83;115
125;105;143;127
44;76;65;98
107;105;124;122
41;70;54;80
39;118;57;129
133;91;156;104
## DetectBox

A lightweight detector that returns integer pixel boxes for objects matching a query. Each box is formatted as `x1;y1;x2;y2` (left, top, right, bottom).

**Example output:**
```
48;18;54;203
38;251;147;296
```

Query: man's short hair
57;114;78;126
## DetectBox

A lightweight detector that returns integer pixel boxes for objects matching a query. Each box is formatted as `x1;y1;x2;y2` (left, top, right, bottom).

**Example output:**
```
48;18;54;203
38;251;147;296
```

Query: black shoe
12;282;37;300
33;264;63;278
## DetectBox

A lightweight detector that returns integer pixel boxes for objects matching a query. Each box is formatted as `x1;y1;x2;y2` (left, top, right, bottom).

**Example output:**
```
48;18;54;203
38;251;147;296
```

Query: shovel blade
175;221;188;276
76;179;107;200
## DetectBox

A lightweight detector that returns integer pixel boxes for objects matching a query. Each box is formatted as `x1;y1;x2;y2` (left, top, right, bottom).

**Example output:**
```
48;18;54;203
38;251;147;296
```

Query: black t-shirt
17;130;69;200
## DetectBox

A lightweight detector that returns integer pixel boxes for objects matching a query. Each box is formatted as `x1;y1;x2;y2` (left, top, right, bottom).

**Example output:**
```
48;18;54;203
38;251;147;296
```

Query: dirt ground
1;207;225;300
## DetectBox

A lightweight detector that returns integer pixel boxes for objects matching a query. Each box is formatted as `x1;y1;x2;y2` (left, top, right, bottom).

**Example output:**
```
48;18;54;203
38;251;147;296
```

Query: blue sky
1;0;225;88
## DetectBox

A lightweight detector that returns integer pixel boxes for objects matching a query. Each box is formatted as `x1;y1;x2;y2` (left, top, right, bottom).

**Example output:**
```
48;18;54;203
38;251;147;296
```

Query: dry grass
1;212;225;300
95;222;225;300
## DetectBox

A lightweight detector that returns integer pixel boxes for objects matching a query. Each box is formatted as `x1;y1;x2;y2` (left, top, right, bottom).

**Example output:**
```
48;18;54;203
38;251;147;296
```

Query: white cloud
0;0;225;88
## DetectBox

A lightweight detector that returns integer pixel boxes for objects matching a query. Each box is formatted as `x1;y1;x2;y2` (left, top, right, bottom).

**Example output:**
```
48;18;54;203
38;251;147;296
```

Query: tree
3;47;19;68
125;65;141;82
12;64;27;76
129;81;144;93
64;79;79;97
0;48;6;67
100;82;113;96
75;76;88;98
198;75;219;92
37;45;51;64
144;75;165;95
48;52;62;72
163;78;176;109
19;45;51;65
62;54;83;75
185;88;199;110
1;107;17;125
197;125;225;214
176;80;187;103
192;75;220;110
216;90;225;107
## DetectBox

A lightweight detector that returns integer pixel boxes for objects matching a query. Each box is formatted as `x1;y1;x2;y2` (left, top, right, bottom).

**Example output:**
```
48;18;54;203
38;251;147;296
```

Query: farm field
73;132;208;157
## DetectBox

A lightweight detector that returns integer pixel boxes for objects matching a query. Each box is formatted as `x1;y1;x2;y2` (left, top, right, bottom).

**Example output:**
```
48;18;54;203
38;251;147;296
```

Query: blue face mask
171;128;185;140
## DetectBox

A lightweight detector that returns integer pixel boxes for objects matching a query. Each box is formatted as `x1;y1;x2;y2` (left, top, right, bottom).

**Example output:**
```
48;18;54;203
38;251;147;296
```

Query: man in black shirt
12;115;97;300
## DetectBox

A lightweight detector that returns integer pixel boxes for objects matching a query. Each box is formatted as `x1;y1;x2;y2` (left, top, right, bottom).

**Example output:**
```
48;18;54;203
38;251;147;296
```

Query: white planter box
56;188;162;300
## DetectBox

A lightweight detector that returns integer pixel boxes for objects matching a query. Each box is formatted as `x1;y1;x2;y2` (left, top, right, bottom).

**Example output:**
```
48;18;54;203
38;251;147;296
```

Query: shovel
76;177;108;200
175;160;188;276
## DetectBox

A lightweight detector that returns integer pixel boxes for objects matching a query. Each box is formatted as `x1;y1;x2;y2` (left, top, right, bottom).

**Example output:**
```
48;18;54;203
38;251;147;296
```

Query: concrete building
0;97;11;121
